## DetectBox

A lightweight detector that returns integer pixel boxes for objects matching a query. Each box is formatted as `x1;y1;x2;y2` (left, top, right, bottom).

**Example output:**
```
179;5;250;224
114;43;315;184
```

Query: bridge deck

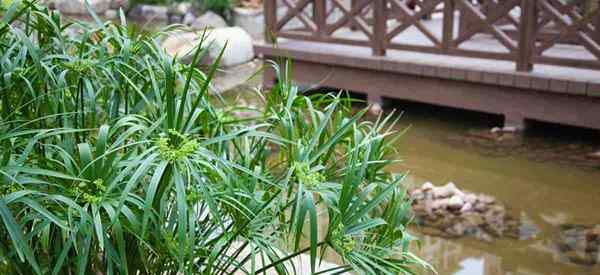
255;37;600;130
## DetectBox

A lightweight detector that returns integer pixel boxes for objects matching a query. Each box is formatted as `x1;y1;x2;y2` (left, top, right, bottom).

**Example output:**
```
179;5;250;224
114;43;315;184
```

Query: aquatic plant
0;1;429;274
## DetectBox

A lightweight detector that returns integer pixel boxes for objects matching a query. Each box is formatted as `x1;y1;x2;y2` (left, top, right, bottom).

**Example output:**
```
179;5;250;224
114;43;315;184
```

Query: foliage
0;1;430;274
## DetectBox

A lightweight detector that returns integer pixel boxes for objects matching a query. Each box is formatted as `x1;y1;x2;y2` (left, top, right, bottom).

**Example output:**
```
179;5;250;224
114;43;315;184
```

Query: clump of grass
0;1;432;274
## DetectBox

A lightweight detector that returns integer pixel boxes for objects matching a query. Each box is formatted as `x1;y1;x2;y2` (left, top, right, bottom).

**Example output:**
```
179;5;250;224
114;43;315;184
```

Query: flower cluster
292;162;325;189
332;223;356;254
157;129;199;162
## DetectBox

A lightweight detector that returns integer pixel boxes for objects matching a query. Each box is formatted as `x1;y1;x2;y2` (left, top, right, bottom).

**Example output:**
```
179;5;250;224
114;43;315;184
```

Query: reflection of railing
264;0;600;71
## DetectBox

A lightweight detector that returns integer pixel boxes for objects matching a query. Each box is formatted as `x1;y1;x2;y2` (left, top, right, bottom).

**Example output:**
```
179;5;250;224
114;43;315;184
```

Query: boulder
191;11;228;30
171;2;192;15
182;12;197;25
421;182;434;190
447;195;464;210
54;0;110;15
105;9;118;19
109;0;129;10
162;27;255;67
432;182;458;198
128;4;168;22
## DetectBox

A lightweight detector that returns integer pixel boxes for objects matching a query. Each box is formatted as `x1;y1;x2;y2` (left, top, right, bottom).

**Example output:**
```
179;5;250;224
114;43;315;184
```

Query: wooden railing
264;0;600;71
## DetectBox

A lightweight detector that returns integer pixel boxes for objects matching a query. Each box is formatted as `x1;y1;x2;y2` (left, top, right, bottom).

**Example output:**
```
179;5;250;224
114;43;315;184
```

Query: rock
191;11;228;30
368;102;382;116
421;182;434;190
430;198;449;210
54;0;110;15
460;202;472;212
162;27;255;67
182;12;197;25
464;193;478;204
432;182;458;198
479;194;496;204
169;14;182;24
447;195;464;210
171;2;192;15
105;9;118;19
128;4;168;22
109;0;128;10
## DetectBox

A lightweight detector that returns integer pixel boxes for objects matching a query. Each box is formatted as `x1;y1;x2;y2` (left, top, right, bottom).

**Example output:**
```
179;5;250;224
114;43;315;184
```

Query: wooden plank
516;0;536;72
373;0;387;55
442;0;455;52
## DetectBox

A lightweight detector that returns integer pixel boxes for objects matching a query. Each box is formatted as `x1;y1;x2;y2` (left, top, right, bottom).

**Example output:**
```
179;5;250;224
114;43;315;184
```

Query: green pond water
387;102;600;275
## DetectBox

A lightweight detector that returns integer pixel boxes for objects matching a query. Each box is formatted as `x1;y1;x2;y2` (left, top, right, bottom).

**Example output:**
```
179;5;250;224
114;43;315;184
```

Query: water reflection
393;103;600;275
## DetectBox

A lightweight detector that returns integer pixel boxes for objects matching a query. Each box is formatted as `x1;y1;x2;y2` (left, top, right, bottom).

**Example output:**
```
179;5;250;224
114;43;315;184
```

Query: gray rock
105;9;118;19
109;0;129;10
171;2;192;15
162;27;255;67
191;11;227;30
55;0;110;15
128;4;168;22
432;182;458;198
182;12;197;25
448;195;464;209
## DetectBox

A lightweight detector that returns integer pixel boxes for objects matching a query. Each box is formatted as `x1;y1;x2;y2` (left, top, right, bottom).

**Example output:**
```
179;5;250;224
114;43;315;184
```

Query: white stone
430;198;449;210
191;11;228;30
479;194;496;204
460;202;472;212
171;2;192;15
448;195;464;209
182;12;197;25
128;4;168;22
105;9;118;19
422;181;434;190
369;102;382;116
502;126;518;133
162;27;255;67
432;182;458;198
55;0;110;15
464;193;478;204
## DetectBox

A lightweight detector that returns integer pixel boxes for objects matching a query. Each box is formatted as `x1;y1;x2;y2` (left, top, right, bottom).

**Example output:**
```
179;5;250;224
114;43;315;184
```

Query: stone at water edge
447;195;465;210
432;182;459;198
368;102;383;116
191;11;228;30
54;0;110;15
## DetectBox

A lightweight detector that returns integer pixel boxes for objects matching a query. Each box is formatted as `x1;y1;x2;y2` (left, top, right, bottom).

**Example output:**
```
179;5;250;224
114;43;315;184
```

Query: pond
389;101;600;275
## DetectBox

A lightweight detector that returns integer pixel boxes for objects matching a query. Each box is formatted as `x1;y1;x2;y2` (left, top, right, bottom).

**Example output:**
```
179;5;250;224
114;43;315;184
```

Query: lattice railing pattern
264;0;600;70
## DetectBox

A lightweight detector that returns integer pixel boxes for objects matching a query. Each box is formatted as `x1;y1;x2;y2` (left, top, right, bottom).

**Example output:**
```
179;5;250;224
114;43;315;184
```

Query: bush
0;1;430;274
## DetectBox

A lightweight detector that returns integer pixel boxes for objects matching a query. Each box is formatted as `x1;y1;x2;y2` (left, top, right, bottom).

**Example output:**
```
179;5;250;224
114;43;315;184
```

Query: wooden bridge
255;0;600;130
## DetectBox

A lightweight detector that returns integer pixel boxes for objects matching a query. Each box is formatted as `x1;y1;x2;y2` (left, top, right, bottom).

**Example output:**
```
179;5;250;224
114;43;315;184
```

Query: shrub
0;1;430;274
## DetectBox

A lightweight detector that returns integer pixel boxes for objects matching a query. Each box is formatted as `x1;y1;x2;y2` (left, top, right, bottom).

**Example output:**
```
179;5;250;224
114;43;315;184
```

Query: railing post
442;0;455;53
314;0;327;37
516;0;537;72
264;0;277;43
373;0;387;56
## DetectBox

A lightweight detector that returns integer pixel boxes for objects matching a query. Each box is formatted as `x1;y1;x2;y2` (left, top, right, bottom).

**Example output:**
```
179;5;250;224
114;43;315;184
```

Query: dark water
387;101;600;275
